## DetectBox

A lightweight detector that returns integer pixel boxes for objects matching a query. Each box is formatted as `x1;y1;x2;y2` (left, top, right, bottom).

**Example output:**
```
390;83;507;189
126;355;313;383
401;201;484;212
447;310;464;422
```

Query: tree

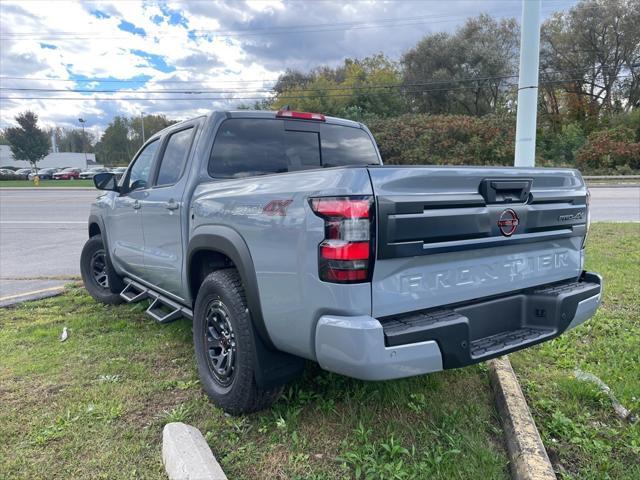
267;54;407;119
540;0;640;127
129;114;176;152
5;111;50;171
95;116;132;166
47;127;95;153
402;14;519;116
94;114;176;166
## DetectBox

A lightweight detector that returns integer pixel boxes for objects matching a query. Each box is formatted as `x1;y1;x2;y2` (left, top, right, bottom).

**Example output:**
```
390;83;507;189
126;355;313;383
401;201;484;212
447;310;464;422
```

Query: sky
0;0;578;137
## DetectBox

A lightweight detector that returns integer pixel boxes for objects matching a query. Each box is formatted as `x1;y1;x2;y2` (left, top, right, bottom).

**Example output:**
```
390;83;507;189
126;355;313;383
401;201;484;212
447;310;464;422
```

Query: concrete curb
0;286;66;307
163;422;228;480
488;356;556;480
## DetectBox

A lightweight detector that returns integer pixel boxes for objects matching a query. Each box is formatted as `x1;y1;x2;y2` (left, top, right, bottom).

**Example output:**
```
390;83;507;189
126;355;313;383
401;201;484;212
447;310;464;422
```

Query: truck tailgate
368;166;588;317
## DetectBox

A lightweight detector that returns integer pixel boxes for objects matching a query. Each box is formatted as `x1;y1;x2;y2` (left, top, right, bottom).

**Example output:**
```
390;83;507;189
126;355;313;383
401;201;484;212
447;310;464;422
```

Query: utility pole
514;0;542;167
141;112;146;143
78;117;88;164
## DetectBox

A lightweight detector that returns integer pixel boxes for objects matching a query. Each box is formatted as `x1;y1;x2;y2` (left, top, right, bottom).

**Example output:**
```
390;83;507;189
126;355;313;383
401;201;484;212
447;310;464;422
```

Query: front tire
80;235;123;305
193;269;283;415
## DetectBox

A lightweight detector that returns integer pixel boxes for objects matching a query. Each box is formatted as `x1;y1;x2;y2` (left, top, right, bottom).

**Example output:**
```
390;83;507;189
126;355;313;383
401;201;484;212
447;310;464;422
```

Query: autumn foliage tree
267;54;407;119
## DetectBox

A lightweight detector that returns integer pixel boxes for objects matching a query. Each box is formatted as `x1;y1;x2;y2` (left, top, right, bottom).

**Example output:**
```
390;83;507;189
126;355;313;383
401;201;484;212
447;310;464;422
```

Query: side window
156;128;194;186
126;139;159;192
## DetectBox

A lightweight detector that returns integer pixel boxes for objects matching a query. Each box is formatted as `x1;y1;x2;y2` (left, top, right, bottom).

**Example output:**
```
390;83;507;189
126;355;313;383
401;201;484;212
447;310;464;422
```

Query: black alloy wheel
90;249;109;289
203;299;237;387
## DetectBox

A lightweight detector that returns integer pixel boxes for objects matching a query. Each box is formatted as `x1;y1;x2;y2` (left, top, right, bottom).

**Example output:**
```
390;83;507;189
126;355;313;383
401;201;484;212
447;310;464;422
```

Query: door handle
165;200;179;211
132;200;141;210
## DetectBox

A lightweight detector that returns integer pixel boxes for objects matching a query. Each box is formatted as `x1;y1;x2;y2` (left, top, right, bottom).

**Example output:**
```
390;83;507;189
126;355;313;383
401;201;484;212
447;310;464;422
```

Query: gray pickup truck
82;110;602;414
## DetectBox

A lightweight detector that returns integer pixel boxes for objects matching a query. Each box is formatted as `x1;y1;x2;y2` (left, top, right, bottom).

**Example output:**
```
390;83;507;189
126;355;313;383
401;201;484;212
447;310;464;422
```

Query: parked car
53;168;82;180
15;168;35;179
0;166;18;171
110;166;128;180
82;110;602;415
79;167;108;180
0;168;19;180
28;168;59;180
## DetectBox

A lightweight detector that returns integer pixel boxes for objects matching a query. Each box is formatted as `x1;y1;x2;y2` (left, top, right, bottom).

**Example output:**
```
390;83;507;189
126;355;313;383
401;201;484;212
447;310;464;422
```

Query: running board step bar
120;278;192;323
120;282;147;303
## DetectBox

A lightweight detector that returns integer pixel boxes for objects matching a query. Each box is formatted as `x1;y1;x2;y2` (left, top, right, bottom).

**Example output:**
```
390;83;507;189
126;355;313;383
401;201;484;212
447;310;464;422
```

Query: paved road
0;186;638;304
0;188;98;304
589;186;640;222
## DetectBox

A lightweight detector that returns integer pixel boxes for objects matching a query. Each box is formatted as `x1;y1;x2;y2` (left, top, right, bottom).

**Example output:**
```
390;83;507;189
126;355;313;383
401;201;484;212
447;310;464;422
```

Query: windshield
208;118;380;179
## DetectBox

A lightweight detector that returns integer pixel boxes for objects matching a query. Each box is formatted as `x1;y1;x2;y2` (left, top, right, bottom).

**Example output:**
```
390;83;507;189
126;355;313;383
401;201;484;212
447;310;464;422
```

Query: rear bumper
315;271;601;381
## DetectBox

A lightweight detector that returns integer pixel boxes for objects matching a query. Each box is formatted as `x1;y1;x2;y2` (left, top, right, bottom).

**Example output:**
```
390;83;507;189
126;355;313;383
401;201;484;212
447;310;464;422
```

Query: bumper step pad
470;327;553;358
382;310;465;346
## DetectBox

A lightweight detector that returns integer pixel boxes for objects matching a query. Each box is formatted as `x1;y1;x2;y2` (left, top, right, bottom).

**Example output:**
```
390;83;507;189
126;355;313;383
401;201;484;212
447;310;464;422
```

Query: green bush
368;114;515;166
537;122;587;167
367;113;639;174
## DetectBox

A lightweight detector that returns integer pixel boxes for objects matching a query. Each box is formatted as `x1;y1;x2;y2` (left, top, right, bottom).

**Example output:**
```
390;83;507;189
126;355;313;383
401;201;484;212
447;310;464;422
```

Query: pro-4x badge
498;208;519;236
558;211;584;221
263;199;293;216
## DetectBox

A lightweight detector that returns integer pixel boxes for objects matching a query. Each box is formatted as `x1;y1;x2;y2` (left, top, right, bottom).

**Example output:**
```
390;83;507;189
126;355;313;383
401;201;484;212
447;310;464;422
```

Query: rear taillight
310;196;374;284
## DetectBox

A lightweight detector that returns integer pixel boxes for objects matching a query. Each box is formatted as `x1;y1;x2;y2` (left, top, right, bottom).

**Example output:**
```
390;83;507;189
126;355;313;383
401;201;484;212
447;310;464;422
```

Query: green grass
512;223;640;479
0;179;94;188
0;290;508;479
3;224;635;479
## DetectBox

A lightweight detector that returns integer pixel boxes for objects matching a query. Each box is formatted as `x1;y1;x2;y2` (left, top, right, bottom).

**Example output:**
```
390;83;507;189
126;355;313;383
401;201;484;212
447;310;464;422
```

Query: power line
1;75;631;103
0;75;280;85
0;67;629;95
0;74;522;94
2;13;473;37
0;4;588;41
0;62;629;87
0;13;504;40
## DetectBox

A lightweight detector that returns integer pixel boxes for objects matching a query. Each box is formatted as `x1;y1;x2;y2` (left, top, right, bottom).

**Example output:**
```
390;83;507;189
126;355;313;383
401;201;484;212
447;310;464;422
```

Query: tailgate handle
480;179;532;204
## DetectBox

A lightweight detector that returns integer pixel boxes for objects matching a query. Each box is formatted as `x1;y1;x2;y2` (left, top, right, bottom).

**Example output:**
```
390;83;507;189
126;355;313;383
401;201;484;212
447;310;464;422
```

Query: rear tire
80;235;123;305
193;269;283;415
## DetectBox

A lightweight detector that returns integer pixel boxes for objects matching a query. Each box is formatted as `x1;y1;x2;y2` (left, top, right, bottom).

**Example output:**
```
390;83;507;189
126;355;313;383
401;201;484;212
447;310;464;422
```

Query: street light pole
78;117;88;165
141;112;145;143
514;0;542;167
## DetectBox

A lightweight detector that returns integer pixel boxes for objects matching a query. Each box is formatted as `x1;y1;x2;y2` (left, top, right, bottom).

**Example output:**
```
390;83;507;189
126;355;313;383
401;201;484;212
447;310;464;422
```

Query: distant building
0;145;99;169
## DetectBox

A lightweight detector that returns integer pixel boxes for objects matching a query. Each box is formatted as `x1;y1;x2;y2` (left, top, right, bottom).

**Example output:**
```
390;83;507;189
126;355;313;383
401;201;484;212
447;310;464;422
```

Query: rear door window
155;127;194;186
209;119;288;178
208;118;378;179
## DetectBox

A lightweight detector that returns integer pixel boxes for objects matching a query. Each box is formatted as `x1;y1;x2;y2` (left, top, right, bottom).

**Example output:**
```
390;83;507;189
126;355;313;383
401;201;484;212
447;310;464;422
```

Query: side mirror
93;172;119;192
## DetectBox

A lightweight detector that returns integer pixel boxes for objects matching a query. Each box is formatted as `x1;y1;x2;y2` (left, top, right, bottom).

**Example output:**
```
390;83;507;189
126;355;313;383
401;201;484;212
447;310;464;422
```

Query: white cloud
0;0;578;134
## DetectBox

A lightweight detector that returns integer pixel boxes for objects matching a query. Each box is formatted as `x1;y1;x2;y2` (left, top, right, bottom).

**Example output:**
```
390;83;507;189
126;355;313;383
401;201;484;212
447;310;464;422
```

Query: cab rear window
208;118;379;179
